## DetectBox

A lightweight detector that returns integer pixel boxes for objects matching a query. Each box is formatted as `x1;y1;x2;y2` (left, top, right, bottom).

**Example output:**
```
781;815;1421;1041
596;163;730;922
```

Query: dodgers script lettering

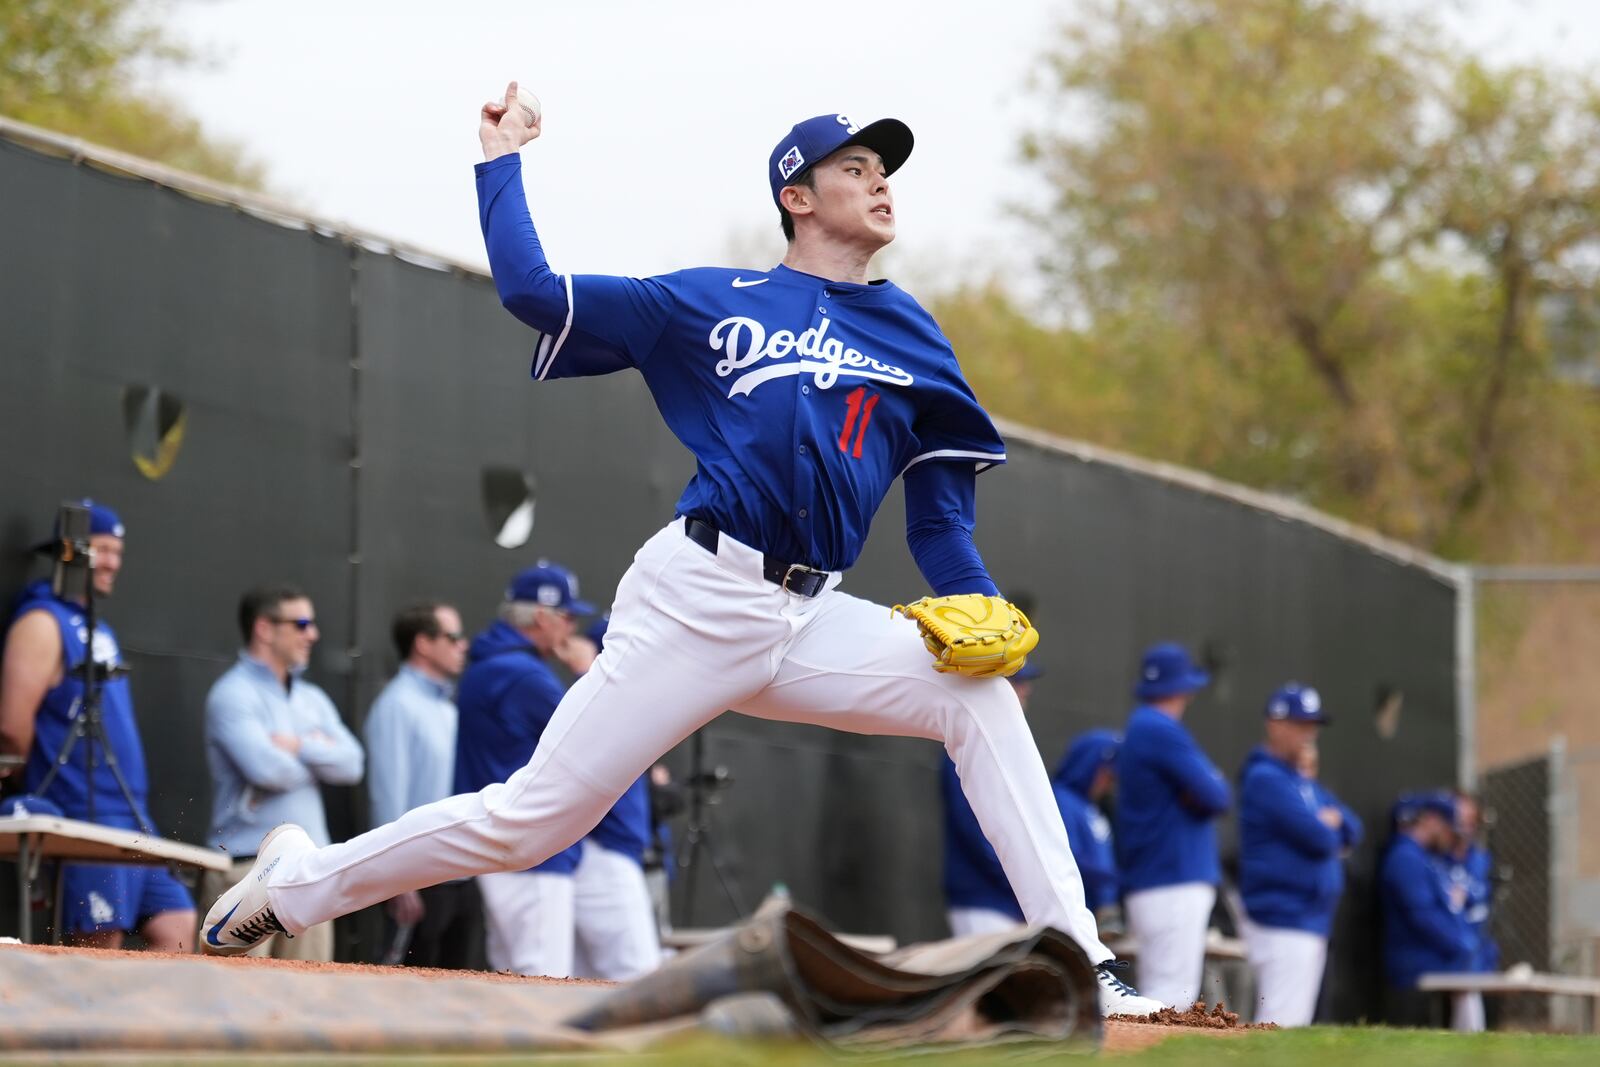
708;315;916;398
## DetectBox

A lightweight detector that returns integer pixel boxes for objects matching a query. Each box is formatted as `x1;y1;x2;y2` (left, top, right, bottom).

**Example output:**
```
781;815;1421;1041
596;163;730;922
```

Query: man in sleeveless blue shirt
201;85;1162;1016
0;500;195;949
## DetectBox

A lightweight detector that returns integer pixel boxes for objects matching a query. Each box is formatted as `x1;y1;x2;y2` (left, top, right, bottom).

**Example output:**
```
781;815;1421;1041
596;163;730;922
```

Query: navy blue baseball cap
1265;683;1330;724
1134;642;1211;701
769;113;914;206
34;498;125;552
505;561;596;616
1393;790;1456;827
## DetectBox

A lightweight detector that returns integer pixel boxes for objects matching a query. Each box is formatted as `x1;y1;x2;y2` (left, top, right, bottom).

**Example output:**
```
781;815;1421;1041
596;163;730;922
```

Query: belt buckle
782;562;822;595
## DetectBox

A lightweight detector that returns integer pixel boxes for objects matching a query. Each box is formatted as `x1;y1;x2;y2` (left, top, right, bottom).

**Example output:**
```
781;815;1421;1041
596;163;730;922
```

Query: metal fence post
1456;565;1478;790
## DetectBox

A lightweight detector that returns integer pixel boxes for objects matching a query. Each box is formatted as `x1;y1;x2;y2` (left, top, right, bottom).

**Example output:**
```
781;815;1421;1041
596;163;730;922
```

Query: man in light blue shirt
364;601;482;969
201;584;364;961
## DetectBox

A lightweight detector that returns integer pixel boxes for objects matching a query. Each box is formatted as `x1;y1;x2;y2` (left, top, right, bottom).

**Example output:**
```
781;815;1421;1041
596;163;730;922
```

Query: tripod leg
17;835;31;944
678;827;703;926
96;740;153;836
703;834;746;916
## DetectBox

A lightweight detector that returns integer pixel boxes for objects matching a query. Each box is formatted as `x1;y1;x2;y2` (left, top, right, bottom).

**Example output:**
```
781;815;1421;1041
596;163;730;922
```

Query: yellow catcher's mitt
892;594;1039;679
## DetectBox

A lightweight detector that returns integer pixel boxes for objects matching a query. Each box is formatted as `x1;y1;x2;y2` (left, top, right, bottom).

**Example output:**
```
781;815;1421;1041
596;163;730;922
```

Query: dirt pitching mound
1105;1001;1278;1051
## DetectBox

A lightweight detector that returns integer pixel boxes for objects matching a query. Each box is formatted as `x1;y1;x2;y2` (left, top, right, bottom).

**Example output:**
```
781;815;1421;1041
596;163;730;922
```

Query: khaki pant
199;858;334;961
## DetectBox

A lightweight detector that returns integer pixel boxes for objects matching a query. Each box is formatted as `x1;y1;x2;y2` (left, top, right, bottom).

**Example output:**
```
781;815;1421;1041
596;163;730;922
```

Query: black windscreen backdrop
0;131;1458;1020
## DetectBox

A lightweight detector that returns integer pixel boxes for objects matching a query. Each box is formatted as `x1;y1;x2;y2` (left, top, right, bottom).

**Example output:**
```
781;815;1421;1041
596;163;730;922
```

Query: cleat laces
1096;960;1139;997
229;908;287;944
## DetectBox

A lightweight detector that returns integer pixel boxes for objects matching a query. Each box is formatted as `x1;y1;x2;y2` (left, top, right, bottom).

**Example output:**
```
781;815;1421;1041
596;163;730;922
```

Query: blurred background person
1379;792;1475;1028
1236;684;1360;1026
1441;792;1496;1032
201;584;364;961
0;500;195;950
364;601;482;970
457;563;590;977
1051;729;1122;928
1116;641;1229;1009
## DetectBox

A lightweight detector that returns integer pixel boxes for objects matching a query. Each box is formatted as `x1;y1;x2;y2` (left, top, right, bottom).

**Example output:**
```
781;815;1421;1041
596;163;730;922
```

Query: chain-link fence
1480;741;1600;1030
1552;743;1600;1030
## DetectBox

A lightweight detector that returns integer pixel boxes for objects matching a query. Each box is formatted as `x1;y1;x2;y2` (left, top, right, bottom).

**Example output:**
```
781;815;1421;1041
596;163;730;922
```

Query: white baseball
516;86;542;126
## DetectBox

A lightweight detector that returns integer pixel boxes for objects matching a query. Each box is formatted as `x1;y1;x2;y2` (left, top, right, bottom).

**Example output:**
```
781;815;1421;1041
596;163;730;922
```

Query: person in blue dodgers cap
0;499;197;950
1236;683;1361;1026
1115;642;1231;1009
1439;791;1497;1032
455;560;628;978
1379;790;1475;1027
940;662;1126;936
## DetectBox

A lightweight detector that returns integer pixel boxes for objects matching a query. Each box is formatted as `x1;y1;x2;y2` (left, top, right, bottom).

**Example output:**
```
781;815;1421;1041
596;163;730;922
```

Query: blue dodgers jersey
534;264;1006;571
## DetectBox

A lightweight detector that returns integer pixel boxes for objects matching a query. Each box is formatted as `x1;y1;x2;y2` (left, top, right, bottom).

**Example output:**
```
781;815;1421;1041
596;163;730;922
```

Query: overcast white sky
158;0;1600;290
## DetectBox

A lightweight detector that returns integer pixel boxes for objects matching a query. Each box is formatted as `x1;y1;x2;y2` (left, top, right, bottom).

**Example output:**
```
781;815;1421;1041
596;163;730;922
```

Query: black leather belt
684;517;830;598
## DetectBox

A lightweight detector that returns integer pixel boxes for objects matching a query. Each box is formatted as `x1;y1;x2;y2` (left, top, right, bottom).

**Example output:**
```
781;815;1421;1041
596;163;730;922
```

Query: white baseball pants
1125;882;1216;1008
1241;916;1327;1026
1451;991;1486;1033
478;870;574;977
573;841;662;981
265;519;1110;963
947;907;1023;939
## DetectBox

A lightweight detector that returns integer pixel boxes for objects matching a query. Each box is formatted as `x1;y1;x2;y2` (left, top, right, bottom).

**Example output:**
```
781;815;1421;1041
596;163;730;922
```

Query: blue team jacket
1237;747;1362;936
1445;845;1500;972
454;621;582;874
454;621;650;872
1115;705;1230;892
1379;834;1476;988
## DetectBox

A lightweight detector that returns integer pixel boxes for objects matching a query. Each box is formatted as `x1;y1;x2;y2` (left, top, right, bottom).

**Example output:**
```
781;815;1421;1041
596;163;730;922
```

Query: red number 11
837;386;880;459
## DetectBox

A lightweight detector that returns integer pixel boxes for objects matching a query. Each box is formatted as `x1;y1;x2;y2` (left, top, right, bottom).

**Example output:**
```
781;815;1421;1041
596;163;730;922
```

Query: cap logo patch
1269;700;1288;719
836;114;860;134
778;146;805;181
1301;689;1321;713
536;584;562;608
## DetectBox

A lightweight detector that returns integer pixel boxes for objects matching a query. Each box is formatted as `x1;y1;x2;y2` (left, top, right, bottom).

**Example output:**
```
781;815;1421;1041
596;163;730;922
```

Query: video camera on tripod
29;501;149;832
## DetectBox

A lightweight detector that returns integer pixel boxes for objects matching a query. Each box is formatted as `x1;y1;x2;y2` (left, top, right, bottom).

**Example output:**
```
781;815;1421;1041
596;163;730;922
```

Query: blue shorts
59;863;195;934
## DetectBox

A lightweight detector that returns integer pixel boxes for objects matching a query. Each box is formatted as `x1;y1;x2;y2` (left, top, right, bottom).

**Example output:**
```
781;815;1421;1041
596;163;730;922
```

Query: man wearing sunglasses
363;601;482;969
200;584;364;961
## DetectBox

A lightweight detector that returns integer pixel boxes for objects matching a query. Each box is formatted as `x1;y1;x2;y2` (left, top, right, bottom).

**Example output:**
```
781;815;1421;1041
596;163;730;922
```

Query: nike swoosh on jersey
206;901;240;946
730;277;769;288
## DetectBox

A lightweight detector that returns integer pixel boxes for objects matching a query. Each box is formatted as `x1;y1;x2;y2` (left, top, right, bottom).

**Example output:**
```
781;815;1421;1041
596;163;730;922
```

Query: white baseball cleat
1095;961;1167;1017
200;823;311;955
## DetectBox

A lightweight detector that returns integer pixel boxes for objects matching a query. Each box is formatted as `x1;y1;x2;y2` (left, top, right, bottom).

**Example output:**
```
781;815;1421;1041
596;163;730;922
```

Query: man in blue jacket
1379;792;1476;1027
1117;642;1230;1008
1237;683;1361;1026
458;563;658;979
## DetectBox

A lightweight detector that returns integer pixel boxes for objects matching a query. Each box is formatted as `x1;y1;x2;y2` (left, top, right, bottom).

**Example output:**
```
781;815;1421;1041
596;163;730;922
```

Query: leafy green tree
0;0;261;186
983;0;1600;550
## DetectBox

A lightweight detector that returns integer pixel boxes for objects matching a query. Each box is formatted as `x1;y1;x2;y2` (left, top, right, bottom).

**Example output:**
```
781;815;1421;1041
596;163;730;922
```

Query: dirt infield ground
9;944;1600;1064
5;942;1257;1055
